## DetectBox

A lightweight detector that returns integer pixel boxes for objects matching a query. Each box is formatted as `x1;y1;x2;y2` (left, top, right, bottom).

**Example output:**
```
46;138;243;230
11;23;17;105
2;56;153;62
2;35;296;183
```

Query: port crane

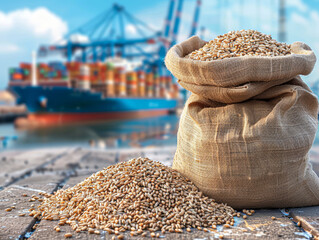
38;0;202;75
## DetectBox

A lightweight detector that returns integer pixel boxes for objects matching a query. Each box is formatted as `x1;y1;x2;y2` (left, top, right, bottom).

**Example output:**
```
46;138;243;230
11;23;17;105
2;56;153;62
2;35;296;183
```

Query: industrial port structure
8;0;204;127
37;0;201;76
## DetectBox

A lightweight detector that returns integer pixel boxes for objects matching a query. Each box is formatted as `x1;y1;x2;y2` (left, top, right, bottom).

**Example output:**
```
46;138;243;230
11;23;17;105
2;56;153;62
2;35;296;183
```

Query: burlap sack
165;36;319;208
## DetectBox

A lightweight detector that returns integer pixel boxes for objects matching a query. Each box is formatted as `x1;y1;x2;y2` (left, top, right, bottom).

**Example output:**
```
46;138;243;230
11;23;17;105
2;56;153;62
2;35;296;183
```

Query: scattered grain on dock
32;157;240;235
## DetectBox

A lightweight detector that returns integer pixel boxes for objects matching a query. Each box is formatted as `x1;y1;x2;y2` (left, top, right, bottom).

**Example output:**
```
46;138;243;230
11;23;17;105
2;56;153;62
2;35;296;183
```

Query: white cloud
0;8;68;89
287;0;308;12
0;8;67;43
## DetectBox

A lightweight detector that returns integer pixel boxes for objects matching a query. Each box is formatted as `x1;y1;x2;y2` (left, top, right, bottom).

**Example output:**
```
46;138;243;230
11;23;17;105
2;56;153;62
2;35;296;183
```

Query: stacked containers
66;62;81;80
137;70;146;97
9;68;24;81
114;67;120;96
48;62;68;80
99;64;107;83
172;83;179;98
146;72;154;98
154;72;160;98
166;75;173;98
127;71;138;97
89;63;97;83
37;63;50;80
159;75;166;98
78;64;90;90
10;62;69;83
118;67;127;97
105;63;115;97
20;63;32;81
166;75;173;89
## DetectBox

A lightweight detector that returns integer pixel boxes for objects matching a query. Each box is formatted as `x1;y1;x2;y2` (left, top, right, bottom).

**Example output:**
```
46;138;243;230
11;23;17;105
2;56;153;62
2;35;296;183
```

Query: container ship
7;0;201;127
9;60;179;127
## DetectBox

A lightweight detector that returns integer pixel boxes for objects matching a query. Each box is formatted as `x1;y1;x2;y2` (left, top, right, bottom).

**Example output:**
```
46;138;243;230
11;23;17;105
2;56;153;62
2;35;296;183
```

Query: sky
1;0;319;89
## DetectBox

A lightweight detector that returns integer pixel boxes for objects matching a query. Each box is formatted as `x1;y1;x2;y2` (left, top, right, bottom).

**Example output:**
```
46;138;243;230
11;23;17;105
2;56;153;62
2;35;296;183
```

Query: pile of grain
186;29;291;61
31;157;244;236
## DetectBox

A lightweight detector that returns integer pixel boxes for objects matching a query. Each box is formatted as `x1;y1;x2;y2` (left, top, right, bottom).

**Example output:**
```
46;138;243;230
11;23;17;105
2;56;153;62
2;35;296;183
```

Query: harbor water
2;114;319;150
0;115;179;150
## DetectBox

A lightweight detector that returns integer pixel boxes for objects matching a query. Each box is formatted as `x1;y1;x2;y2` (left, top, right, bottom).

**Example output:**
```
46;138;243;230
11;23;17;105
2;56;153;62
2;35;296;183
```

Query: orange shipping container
146;73;154;97
106;70;115;97
138;71;146;97
127;72;138;97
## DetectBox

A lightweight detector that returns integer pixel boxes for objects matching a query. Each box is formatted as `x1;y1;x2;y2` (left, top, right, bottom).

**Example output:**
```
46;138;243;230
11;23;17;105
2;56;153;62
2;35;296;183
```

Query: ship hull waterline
15;109;171;127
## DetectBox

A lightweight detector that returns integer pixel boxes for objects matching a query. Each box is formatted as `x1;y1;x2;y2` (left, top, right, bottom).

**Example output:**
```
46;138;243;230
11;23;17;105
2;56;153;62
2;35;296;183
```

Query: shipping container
127;72;138;97
137;71;146;97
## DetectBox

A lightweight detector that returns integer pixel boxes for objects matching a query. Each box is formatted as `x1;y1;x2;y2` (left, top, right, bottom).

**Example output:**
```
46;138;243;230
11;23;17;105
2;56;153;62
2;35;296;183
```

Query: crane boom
164;0;176;38
189;0;201;37
170;0;184;46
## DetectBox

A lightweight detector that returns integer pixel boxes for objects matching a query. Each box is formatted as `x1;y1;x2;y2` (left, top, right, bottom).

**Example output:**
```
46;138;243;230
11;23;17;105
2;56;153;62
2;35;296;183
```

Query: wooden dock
0;146;318;239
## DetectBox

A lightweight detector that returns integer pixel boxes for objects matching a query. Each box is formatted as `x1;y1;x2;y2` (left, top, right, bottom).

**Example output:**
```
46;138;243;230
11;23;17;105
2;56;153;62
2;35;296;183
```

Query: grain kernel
64;233;72;238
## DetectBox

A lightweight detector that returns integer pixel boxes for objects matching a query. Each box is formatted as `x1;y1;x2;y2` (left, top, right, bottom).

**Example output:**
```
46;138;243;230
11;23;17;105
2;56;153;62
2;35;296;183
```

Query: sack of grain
165;32;319;208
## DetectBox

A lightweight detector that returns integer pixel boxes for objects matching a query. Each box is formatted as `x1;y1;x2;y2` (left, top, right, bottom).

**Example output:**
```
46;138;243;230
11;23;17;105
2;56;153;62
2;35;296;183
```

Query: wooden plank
48;148;88;171
0;148;71;188
0;150;24;160
0;148;90;239
0;174;62;240
289;206;319;238
78;150;117;171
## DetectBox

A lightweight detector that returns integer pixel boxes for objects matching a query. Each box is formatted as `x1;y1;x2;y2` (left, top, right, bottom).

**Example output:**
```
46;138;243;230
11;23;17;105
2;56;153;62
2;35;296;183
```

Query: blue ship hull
10;86;178;126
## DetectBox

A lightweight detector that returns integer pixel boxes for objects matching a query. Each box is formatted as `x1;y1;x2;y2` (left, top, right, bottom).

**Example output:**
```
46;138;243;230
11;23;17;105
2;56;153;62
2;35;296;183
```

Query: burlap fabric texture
165;36;319;208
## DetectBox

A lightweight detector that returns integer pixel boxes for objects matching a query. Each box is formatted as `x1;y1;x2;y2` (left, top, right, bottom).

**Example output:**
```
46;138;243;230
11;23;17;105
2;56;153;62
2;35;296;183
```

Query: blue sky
1;0;319;89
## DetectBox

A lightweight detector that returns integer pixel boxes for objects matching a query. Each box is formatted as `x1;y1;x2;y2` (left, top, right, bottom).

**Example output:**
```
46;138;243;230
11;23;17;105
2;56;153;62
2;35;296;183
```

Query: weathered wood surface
0;146;318;239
